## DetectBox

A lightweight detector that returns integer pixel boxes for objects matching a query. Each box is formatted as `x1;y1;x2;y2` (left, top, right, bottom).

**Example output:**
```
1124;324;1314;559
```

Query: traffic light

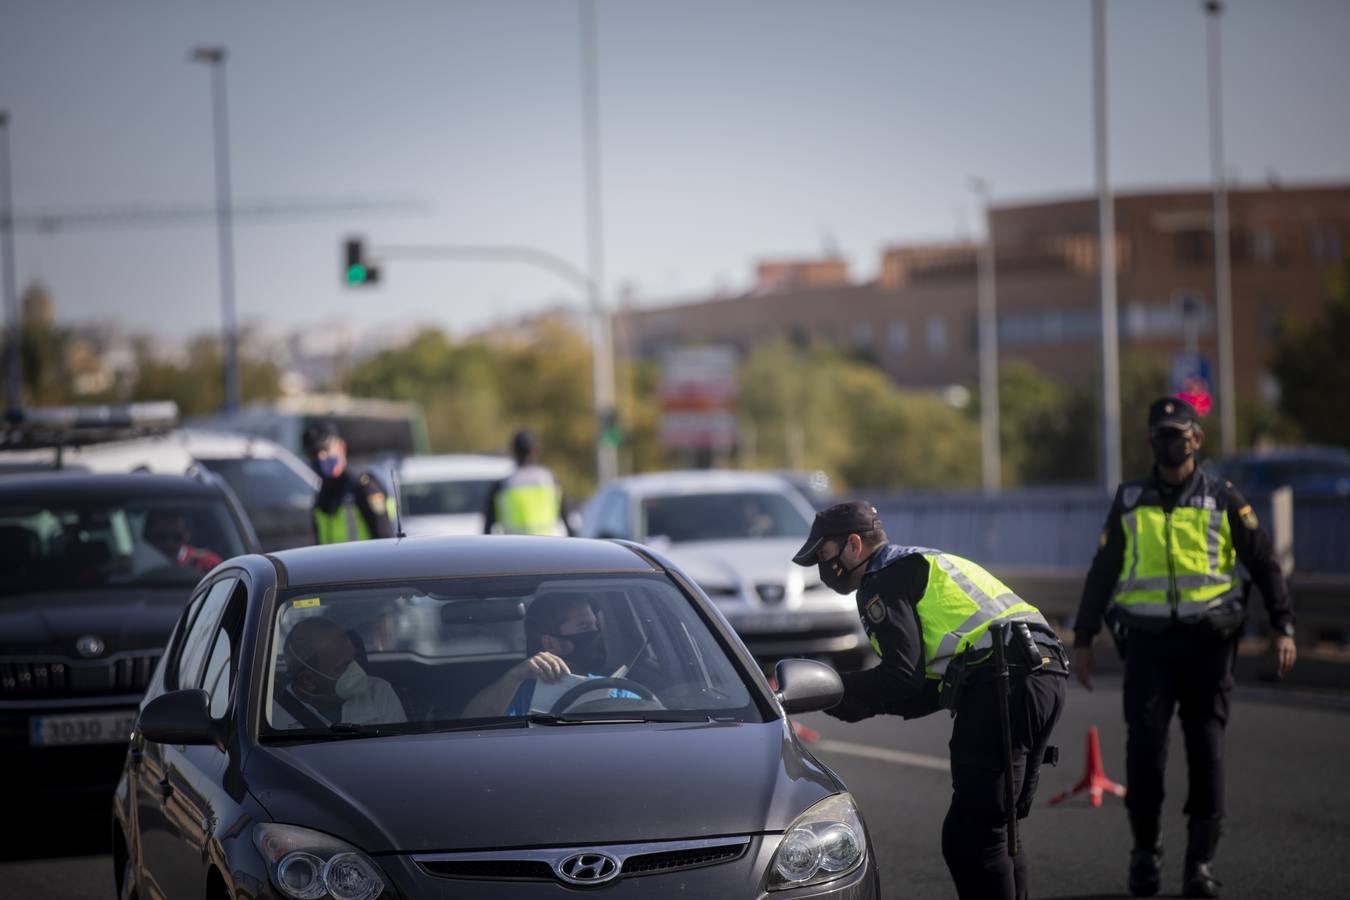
343;238;381;287
599;408;622;448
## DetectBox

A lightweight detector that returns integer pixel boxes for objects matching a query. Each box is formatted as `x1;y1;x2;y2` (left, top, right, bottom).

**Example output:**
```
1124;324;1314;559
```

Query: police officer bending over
303;421;395;545
1073;396;1296;898
793;501;1067;900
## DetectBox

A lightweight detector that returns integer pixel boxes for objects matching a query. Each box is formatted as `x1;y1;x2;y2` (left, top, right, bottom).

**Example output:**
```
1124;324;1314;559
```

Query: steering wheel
548;677;659;715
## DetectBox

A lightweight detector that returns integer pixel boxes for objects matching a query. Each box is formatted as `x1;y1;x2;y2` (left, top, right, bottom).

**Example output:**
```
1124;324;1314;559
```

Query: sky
2;0;1348;340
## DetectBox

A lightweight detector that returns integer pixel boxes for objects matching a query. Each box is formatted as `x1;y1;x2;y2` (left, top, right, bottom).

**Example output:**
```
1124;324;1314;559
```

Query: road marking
814;738;950;772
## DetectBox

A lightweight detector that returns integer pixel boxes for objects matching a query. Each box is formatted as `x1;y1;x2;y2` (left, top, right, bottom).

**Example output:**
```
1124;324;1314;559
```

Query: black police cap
792;500;881;567
1147;396;1199;432
302;420;341;457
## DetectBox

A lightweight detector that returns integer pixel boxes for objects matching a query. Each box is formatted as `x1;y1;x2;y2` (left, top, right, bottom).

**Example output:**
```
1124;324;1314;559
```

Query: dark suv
0;472;258;803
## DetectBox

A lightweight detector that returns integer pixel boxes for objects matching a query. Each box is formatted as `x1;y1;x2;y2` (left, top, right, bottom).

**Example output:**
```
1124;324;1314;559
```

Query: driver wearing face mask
462;593;636;718
272;616;406;729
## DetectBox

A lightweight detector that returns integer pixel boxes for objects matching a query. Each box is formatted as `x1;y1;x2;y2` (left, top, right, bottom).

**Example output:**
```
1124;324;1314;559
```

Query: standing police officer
303;421;395;544
793;501;1067;900
483;429;573;536
1073;397;1296;898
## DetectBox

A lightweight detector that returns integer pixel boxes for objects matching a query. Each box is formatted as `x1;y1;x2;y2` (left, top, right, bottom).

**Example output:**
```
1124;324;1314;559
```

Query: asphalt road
5;677;1349;899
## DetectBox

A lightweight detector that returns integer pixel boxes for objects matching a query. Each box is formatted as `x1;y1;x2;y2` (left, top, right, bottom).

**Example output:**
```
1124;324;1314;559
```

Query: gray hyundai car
113;535;879;899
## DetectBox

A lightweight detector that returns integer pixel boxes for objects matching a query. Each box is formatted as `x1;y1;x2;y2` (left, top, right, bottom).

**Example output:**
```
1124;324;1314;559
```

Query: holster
1202;581;1250;640
938;654;970;716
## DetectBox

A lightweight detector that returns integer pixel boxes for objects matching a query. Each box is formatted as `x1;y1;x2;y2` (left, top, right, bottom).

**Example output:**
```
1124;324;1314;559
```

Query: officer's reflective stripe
1114;599;1219;621
919;554;1050;678
344;501;360;543
495;466;562;535
1121;510;1142;595
1207;509;1223;573
314;496;372;544
1120;572;1232;592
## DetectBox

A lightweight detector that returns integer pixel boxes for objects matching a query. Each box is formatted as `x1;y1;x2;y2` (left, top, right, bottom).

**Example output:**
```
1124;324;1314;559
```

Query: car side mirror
138;689;221;747
774;658;844;715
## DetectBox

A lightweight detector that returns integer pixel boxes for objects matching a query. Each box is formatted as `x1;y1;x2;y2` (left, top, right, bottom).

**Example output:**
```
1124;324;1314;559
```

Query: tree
1271;261;1350;447
128;334;281;417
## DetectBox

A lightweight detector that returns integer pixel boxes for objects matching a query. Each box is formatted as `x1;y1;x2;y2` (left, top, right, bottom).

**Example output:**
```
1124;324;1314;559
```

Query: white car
398;454;515;536
579;471;870;667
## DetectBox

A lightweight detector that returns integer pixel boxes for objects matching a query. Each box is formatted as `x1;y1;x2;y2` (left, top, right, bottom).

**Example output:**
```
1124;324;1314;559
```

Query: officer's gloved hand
824;695;874;723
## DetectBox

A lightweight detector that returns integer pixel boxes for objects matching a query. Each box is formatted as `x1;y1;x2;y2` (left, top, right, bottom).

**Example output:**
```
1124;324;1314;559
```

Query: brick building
618;182;1350;405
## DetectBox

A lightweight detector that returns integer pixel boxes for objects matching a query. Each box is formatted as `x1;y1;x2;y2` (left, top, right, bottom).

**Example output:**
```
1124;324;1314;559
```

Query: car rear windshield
640;492;811;543
0;496;247;595
196;457;315;510
261;573;761;738
402;479;497;517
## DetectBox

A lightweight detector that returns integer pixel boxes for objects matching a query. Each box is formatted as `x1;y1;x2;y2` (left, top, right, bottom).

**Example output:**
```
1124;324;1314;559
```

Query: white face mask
333;661;369;701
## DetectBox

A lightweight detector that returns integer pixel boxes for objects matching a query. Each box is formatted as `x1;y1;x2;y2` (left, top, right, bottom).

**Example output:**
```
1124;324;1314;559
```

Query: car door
136;574;238;900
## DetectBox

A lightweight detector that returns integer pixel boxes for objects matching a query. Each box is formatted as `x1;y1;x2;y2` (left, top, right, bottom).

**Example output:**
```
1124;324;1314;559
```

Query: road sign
1171;353;1213;417
660;345;738;450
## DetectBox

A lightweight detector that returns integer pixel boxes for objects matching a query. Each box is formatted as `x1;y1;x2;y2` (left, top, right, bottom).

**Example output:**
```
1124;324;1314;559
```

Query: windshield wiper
524;712;714;726
262;722;389;742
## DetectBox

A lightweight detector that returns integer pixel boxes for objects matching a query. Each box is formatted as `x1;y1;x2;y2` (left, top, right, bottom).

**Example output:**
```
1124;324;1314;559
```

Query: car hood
247;719;839;854
0;588;190;657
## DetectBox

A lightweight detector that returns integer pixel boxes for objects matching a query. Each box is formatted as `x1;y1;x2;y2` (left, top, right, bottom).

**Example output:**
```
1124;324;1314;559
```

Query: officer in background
793;501;1067;900
1073;396;1296;898
303;421;395;544
483;429;573;536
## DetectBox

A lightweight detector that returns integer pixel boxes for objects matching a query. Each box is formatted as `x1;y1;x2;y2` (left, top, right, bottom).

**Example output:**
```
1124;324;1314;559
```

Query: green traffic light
346;263;368;285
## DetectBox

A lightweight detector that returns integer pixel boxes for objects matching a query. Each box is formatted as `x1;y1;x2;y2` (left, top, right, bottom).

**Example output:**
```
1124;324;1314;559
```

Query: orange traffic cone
1049;726;1126;808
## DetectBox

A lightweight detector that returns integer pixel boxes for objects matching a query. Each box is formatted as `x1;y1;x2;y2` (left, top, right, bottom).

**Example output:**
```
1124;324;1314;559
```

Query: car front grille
0;653;159;700
414;837;750;885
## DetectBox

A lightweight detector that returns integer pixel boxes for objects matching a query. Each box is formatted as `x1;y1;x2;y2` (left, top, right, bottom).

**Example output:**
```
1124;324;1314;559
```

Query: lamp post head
190;46;226;65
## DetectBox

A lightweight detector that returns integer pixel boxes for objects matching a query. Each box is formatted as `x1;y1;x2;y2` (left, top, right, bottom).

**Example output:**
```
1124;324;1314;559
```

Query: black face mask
819;544;868;595
559;629;608;674
1151;432;1193;469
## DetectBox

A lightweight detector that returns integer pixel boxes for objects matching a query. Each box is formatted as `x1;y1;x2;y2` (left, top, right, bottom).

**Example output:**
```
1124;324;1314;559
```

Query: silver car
580;471;869;667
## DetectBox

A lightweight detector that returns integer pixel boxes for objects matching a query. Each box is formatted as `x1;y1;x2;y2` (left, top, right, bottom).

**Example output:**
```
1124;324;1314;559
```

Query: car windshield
402;479;497;516
640;492;811;543
260;573;760;738
0;496;247;595
195;457;315;510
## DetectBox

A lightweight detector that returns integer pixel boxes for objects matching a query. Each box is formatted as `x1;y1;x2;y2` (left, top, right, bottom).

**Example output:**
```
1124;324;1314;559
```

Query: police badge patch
865;596;886;624
1239;504;1259;529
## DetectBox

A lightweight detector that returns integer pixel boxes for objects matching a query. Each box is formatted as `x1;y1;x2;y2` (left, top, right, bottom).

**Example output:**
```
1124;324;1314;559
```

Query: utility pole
190;46;241;414
0;112;21;419
972;177;1001;494
580;0;618;484
1205;1;1237;454
1094;0;1122;491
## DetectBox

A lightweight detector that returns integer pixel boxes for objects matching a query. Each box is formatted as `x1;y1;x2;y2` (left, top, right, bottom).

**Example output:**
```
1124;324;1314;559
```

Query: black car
114;536;879;899
0;472;259;802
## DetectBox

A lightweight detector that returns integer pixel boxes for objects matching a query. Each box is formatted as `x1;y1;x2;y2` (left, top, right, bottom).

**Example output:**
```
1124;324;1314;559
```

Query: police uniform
1075;398;1294;897
793;502;1068;900
312;470;395;544
483;464;571;536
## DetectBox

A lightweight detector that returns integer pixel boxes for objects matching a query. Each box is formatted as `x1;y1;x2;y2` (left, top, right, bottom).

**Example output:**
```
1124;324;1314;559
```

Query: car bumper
375;835;879;899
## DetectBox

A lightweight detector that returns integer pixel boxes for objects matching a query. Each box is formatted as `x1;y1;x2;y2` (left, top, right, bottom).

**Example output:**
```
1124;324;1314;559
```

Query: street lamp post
579;0;618;485
971;177;1001;494
1204;1;1237;455
189;46;241;415
0;112;21;419
1093;0;1122;492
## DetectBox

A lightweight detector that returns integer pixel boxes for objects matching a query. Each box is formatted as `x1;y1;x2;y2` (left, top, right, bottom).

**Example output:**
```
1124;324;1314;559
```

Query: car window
590;490;630;538
200;591;244;719
175;577;238;691
0;495;249;595
640;492;811;543
261;573;760;738
195;457;315;510
402;479;497;516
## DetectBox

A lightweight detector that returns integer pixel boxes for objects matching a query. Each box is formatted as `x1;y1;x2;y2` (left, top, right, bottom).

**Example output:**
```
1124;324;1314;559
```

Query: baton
990;621;1019;859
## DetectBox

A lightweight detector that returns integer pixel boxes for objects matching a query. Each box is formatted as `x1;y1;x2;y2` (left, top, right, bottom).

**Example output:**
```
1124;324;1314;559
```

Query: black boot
1128;844;1162;897
1183;818;1222;898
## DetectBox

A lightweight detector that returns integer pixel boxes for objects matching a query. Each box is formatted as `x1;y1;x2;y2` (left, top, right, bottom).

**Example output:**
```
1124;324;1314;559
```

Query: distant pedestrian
303;421;395;544
483;429;573;536
792;501;1068;900
1073;396;1296;898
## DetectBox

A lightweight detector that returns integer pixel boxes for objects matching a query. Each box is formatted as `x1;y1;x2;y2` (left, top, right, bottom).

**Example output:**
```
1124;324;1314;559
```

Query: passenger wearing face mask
791;501;1067;900
272;616;406;729
462;593;636;718
303;421;395;545
1074;396;1295;899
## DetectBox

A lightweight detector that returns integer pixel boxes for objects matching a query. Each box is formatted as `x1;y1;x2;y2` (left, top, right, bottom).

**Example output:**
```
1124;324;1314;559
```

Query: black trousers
1122;627;1236;850
942;669;1066;900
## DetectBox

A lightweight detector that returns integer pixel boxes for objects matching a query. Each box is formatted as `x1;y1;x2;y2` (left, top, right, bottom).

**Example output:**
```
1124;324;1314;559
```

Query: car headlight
252;823;390;900
766;793;866;891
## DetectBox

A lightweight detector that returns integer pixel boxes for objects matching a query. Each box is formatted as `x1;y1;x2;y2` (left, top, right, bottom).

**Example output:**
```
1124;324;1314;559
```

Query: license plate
29;710;138;747
734;613;810;632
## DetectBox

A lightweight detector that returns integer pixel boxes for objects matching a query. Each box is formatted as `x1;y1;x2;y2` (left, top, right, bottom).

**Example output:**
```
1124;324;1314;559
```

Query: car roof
604;470;800;498
177;428;290;458
267;535;659;587
0;471;227;501
399;454;514;481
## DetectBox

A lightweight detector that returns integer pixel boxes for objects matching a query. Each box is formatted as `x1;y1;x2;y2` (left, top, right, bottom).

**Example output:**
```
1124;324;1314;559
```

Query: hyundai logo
556;852;620;886
75;635;105;659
